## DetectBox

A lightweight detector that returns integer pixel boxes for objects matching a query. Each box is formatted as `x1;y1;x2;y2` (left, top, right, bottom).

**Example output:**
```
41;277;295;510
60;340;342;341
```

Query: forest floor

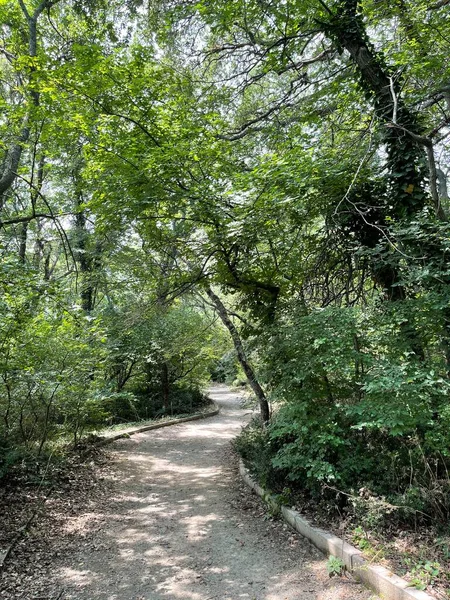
0;385;377;600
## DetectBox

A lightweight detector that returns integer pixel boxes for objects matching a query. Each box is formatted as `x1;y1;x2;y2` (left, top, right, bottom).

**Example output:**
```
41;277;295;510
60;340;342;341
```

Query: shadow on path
54;385;376;600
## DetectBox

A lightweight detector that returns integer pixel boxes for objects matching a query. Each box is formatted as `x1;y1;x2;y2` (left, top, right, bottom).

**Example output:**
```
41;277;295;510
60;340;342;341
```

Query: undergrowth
235;416;450;595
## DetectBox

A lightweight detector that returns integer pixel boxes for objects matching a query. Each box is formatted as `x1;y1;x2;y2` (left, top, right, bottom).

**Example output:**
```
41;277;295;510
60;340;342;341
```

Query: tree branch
428;0;450;9
386;123;447;221
0;213;56;227
18;0;31;22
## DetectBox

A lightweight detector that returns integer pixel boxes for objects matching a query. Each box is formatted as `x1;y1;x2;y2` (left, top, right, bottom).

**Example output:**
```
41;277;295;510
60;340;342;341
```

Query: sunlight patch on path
55;385;377;600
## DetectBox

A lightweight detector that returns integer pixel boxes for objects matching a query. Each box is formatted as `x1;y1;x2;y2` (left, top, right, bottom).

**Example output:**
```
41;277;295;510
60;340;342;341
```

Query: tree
0;0;449;533
205;286;270;423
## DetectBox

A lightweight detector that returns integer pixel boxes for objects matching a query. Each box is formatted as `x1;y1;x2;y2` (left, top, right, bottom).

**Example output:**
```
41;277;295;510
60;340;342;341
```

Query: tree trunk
0;2;56;205
437;169;449;206
161;362;170;414
326;1;429;360
18;222;28;264
0;124;30;206
75;207;95;313
332;0;426;218
206;286;270;423
74;183;98;313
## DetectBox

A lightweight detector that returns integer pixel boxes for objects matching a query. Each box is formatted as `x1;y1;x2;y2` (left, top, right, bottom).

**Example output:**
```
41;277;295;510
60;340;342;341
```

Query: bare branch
427;117;450;138
0;46;16;62
389;76;398;124
385;122;432;146
273;48;335;76
216;93;298;141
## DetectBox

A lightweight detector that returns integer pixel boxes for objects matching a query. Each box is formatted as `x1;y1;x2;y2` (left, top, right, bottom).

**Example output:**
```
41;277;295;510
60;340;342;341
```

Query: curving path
54;385;377;600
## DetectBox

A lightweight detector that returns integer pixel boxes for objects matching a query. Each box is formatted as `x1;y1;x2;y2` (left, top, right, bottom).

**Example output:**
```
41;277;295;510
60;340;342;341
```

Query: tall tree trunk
22;155;46;267
326;0;430;360
74;203;95;313
0;1;60;207
0;124;30;207
437;169;449;207
206;286;270;423
73;165;100;313
18;222;28;264
161;362;170;414
155;223;184;414
332;0;427;217
328;0;428;296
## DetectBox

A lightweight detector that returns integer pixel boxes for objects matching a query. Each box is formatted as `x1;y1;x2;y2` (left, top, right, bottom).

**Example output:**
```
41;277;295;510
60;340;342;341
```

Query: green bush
238;301;450;528
118;384;209;421
234;417;286;491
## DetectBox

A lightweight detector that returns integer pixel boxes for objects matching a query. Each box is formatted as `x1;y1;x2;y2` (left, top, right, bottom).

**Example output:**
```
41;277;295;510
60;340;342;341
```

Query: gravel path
53;385;377;600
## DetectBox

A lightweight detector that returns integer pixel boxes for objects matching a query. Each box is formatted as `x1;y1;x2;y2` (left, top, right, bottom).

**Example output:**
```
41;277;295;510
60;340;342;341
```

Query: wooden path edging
95;401;220;446
239;460;433;600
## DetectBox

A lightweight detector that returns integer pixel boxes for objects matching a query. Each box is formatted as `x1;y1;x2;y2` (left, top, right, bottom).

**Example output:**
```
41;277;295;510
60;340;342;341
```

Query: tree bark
206;286;270;423
0;124;30;203
74;204;95;313
161;362;170;414
437;169;449;205
18;222;28;264
0;1;61;208
73;161;102;313
331;0;427;218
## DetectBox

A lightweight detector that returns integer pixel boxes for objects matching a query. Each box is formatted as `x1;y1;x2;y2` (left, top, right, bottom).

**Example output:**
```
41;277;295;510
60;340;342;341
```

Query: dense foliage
1;0;450;535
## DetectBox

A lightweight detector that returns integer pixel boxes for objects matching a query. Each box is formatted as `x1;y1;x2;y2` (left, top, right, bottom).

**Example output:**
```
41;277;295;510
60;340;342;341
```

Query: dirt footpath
50;386;376;599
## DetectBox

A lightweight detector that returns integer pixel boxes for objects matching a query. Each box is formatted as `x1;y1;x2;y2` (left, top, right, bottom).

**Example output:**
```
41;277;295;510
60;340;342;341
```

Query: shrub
237;301;450;528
